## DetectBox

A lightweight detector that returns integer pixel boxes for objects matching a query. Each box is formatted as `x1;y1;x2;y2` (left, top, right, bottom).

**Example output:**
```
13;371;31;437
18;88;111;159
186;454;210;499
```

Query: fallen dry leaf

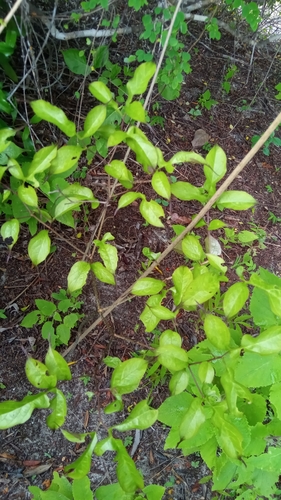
192;129;209;148
170;213;192;225
23;463;52;477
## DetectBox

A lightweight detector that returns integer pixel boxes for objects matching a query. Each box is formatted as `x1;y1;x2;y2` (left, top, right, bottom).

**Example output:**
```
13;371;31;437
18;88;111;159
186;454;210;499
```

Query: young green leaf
203;145;227;193
159;330;182;347
151;171;171;199
170;151;206;166
7;158;24;180
0;393;50;430
0;218;19;249
204;314;230;350
46;388;67;430
117;450;144;493
67;261;91;293
111;358;148;395
49;145;83;175
95;240;118;274
132;278;164;296
139;199;164;227
182;234;205;261
169;370;189;395
124;101;146;122
64;434;97;479
91;262;115;285
241;326;281;355
31;100;76;137
179;398;207;440
80;105;107;139
27;145;58;183
25;358;57;389
126;61;156;97
72;476;93;500
156;345;189;372
118;191;143;209
89;81;113;103
18;185;38;207
171;181;207;203
181;272;219;308
216;191;256;211
223;282;249;318
171;266;193;306
28;230;51;265
104;160;133;189
45;346;71;381
113;400;158;431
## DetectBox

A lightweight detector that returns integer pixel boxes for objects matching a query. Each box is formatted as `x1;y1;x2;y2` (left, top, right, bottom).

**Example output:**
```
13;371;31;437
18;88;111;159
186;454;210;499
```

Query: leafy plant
268;211;281;224
222;64;238;94
198;89;218;110
20;289;83;347
251;127;281;156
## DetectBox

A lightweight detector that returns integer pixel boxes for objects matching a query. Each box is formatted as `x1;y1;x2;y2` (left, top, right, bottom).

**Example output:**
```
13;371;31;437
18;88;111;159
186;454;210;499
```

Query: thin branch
0;0;24;34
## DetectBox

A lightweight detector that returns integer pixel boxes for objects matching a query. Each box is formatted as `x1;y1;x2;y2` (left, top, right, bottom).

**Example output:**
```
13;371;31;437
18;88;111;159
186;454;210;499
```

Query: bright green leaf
223;282;249;318
132;277;164;296
216;191;256;211
67;261;91;293
204;314;230;350
31;100;76;137
28;230;51;265
111;358;148;395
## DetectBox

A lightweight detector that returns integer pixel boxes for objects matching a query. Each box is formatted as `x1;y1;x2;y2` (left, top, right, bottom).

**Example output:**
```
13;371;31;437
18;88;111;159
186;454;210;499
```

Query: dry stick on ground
62;110;281;358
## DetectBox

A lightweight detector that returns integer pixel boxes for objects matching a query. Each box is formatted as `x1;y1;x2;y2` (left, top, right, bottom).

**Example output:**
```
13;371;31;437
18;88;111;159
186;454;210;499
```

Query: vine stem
62;110;281;358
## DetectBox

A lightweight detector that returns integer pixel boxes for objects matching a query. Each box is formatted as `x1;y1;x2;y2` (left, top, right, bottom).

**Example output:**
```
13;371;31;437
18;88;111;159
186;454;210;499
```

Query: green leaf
126;61;156;97
62;48;91;76
198;361;214;384
7;158;24;180
158;392;193;427
182;272;219;308
25;357;57;389
111;358;148;395
20;310;40;328
91;262;115;285
49;145;83;175
80;105;107;139
95;240;118;274
156;345;189;372
204;314;230;350
203;145;227;193
182;235;205;261
169;370;189;395
172;266;193;306
139;199;165;227
31;100;76;137
118;191;143;209
142;485;165;500
27;145;58;184
96;482;134;500
67;261;91;293
0;393;49;430
72;476;93;500
61;429;92;443
216;190;256;210
241;326;281;355
124;101;146;122
35;299;56;316
46;388;67;430
104;160;133;189
179;398;207;440
54;184;99;219
171;181;206;203
266;288;281;318
235;352;281;387
159;330;182;347
116;446;144;493
223;282;249;318
64;434;97;479
45;346;71;381
89;81;113;103
170;151;206;166
126;132;158;172
214;413;243;459
208;219;227;230
28;230;51;265
151;171;171;199
0;218;19;249
113;400;158;431
18;185;38;207
132;278;164;296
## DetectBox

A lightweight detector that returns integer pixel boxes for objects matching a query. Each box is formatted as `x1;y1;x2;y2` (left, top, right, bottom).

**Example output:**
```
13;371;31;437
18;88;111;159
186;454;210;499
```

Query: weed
268;211;281;224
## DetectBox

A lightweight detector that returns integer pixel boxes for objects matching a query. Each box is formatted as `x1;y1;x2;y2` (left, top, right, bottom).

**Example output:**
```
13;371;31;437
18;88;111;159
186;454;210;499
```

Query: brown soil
0;7;281;500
